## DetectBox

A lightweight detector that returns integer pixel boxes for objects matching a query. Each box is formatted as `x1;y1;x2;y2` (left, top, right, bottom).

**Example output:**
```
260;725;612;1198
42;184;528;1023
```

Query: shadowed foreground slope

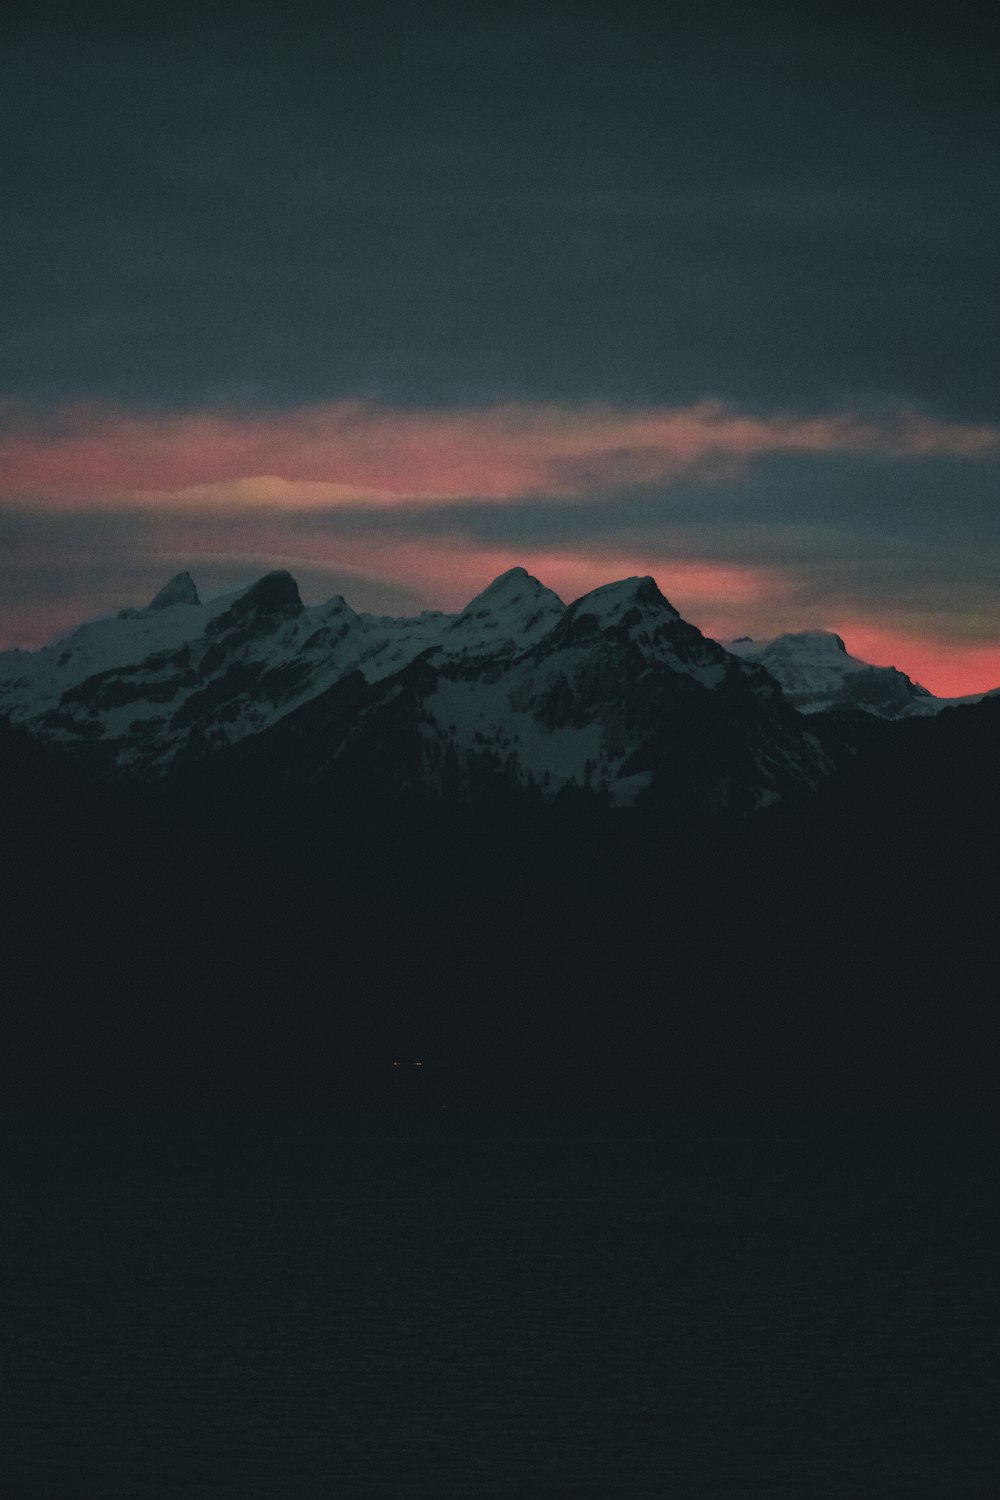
2;698;997;1112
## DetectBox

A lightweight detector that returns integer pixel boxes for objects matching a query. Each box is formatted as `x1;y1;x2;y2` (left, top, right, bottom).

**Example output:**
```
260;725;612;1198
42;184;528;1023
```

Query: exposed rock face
206;570;303;634
147;572;201;611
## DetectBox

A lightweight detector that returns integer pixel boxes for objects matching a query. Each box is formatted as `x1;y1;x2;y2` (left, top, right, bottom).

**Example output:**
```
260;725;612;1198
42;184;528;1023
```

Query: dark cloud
2;4;997;414
264;448;1000;571
2;2;998;685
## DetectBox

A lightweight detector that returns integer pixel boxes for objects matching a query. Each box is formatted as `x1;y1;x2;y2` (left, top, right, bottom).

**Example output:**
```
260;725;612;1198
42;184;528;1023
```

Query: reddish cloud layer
2;398;998;507
2;399;998;695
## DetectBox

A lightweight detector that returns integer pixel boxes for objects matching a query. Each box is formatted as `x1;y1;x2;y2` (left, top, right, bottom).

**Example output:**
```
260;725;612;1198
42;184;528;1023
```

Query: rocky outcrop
147;571;201;611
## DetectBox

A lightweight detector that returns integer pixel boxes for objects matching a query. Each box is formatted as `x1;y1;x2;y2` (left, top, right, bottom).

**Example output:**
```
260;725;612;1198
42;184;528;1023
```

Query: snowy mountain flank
724;630;933;717
0;567;565;773
1;566;993;811
725;630;996;718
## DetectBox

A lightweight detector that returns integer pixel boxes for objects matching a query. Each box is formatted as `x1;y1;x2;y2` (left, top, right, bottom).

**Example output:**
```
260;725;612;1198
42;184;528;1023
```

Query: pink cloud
1;398;997;508
3;399;997;696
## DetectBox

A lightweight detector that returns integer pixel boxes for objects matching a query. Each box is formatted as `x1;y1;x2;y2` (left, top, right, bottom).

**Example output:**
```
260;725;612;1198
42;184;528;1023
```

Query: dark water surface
3;1113;998;1498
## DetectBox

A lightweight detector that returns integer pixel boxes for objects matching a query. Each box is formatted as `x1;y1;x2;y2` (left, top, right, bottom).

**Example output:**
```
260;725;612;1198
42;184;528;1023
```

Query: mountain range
3;564;998;1113
4;565;994;816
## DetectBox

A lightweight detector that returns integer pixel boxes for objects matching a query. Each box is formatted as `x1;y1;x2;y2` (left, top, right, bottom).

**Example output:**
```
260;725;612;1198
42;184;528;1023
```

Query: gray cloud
2;2;997;677
2;5;997;414
266;448;1000;564
5;441;998;650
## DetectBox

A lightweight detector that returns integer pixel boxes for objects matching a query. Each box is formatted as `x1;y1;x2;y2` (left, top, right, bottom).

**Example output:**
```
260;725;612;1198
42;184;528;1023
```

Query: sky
2;0;999;692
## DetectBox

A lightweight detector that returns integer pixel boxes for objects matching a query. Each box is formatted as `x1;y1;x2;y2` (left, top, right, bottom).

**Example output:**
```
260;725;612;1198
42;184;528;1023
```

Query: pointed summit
462;566;563;613
551;574;749;687
205;570;303;640
147;571;200;611
231;570;303;616
568;575;679;626
446;567;564;655
473;564;531;595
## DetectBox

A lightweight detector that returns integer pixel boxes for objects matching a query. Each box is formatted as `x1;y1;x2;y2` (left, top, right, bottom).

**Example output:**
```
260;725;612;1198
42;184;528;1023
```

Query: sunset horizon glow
3;526;997;699
3;4;998;702
2;398;998;507
2;397;998;695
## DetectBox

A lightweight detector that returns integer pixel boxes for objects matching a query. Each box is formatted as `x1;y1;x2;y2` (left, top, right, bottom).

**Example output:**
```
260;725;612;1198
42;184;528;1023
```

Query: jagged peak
232;570;302;614
317;593;360;621
146;571;200;611
482;564;532;591
205;571;303;636
569;575;679;622
460;567;564;616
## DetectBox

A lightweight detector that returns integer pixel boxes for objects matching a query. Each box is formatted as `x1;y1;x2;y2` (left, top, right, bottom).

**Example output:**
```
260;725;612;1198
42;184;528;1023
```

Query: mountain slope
0;566;824;810
725;630;926;716
184;575;826;815
0;567;568;776
722;629;999;718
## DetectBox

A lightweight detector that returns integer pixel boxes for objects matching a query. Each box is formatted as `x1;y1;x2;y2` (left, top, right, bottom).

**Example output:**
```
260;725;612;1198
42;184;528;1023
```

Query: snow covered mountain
0;566;825;812
0;566;559;772
724;629;997;718
198;570;825;814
